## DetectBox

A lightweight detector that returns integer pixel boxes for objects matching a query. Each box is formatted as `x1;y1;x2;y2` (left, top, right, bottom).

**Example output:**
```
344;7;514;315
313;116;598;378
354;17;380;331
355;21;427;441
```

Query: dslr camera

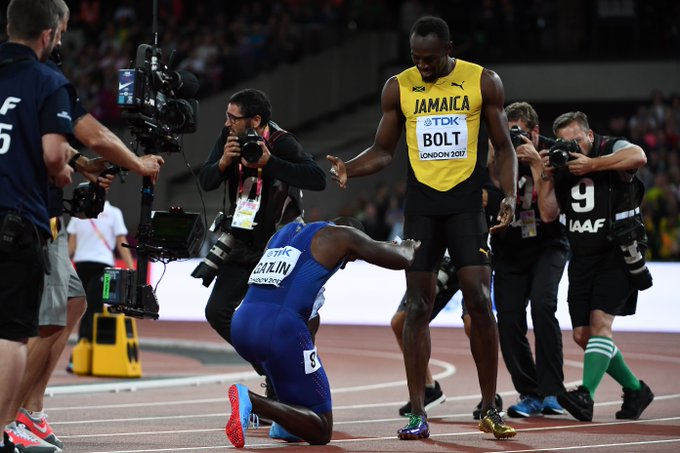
238;128;263;163
509;125;556;150
64;166;121;219
548;139;581;170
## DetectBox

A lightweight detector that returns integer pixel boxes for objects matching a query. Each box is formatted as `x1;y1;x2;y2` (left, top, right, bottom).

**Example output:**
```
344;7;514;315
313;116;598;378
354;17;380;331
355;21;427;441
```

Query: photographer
1;0;72;451
197;89;325;376
540;111;654;422
488;102;569;419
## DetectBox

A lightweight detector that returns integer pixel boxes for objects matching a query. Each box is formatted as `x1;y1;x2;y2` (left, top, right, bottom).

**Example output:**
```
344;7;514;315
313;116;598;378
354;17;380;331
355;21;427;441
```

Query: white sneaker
4;423;60;453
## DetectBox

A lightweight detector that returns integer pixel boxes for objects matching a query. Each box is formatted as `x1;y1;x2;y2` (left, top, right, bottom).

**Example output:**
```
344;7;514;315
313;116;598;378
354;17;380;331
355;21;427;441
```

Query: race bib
248;245;301;286
303;347;322;374
416;114;468;161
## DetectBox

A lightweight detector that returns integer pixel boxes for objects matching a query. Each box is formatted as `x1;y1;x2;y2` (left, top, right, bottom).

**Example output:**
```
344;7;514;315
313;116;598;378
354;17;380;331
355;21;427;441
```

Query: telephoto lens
190;232;236;287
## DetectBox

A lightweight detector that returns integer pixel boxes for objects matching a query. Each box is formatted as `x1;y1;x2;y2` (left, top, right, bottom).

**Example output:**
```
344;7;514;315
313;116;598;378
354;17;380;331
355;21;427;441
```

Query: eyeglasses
226;113;250;123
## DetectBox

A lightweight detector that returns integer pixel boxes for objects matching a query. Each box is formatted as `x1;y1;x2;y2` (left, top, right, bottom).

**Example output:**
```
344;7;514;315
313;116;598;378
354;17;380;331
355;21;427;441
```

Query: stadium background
2;0;678;314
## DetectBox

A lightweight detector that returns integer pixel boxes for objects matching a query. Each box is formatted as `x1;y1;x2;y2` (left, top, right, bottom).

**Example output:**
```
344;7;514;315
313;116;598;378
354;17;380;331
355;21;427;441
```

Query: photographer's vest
397;59;486;215
554;135;644;254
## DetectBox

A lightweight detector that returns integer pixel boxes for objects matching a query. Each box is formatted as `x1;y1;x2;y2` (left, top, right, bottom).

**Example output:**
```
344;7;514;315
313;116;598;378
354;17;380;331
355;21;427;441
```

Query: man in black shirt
540;111;654;422
197;88;325;388
489;102;569;418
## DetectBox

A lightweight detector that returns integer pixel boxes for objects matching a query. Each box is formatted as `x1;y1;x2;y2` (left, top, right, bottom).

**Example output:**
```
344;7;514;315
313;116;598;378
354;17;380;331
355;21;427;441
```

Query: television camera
105;1;203;319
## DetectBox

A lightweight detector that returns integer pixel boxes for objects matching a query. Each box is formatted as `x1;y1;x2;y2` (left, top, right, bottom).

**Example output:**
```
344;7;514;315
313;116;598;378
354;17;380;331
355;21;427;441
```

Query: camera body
509;125;556;150
548;139;580;170
436;255;456;294
238;128;263;163
118;44;199;153
610;215;653;290
64;166;121;219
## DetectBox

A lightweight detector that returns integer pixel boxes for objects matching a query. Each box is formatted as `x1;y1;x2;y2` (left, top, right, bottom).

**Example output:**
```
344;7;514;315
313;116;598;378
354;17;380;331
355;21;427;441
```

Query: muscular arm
481;69;517;231
73;114;163;177
568;143;647;176
312;225;418;270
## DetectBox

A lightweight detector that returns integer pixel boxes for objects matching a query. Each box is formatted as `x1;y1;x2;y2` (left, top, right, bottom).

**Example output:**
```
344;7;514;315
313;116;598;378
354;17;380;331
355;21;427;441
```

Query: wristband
68;152;83;170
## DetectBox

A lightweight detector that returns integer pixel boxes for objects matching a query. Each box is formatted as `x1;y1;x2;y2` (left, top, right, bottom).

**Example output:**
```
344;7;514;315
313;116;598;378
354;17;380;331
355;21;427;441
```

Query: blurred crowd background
1;0;678;260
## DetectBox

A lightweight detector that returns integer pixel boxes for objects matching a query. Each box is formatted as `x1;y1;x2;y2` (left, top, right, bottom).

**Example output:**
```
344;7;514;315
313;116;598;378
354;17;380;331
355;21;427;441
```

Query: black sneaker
398;381;446;416
557;386;594;422
616;380;654;420
472;393;503;420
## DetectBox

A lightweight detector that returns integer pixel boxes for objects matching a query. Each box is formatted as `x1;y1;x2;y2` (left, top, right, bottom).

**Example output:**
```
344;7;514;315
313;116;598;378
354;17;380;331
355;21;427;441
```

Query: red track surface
45;321;680;452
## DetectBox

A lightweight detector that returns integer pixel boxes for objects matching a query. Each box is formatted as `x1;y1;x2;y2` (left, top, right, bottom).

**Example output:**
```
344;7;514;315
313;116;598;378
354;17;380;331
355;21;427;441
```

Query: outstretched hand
490;196;516;234
326;155;347;189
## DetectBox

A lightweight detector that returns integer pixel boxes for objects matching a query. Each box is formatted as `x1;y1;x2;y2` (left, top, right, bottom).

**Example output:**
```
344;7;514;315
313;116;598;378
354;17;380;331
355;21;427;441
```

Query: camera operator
539;111;654;422
0;0;73;450
197;88;325;389
488;102;569;419
8;2;166;450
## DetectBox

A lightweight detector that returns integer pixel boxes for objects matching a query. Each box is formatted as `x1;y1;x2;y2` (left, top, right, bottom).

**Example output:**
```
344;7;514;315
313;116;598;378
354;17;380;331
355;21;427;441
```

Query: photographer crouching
539;111;654;423
194;88;326;403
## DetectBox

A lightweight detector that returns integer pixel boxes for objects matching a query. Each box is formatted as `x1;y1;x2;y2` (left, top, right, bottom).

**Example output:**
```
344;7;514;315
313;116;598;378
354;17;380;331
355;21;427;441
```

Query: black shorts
0;219;45;341
404;210;490;273
567;247;637;328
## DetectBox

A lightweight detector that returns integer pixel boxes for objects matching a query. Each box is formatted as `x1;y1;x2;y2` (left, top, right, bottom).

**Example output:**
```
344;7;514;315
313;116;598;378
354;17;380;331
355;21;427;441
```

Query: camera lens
241;141;262;163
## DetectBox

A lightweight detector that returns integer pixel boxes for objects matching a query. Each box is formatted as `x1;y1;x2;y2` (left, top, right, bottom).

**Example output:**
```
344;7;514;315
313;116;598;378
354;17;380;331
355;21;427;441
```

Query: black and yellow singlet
396;59;486;215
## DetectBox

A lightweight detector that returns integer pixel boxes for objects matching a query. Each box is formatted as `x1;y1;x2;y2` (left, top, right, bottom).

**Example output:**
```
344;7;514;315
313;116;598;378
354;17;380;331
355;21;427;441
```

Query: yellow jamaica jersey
397;59;483;192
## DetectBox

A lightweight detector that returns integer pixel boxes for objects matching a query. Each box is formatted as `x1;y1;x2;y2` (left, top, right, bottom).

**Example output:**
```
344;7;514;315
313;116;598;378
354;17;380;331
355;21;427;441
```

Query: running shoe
4;423;59;453
397;414;429;440
225;384;253;448
472;393;503;420
398;381;446;416
479;408;517;439
507;395;542;418
616;380;654;420
16;409;64;449
1;431;19;453
557;386;594;422
269;422;303;442
542;395;565;415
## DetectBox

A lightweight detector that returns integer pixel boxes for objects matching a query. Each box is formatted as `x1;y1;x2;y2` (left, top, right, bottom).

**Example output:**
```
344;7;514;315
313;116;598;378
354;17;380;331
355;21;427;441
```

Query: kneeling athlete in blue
225;217;420;447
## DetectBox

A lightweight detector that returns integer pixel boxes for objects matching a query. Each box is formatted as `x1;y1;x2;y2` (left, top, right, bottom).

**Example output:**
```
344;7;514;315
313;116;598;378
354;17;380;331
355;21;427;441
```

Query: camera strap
231;166;262;230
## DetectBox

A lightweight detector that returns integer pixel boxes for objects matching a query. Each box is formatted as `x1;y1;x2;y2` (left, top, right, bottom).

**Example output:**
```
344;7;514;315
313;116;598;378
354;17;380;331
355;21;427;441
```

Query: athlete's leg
459;265;498;411
402;271;437;415
391;301;434;387
250;392;333;445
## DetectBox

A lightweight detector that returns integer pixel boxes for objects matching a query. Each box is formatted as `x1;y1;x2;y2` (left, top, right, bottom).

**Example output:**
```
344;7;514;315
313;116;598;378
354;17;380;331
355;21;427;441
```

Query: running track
44;322;680;452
